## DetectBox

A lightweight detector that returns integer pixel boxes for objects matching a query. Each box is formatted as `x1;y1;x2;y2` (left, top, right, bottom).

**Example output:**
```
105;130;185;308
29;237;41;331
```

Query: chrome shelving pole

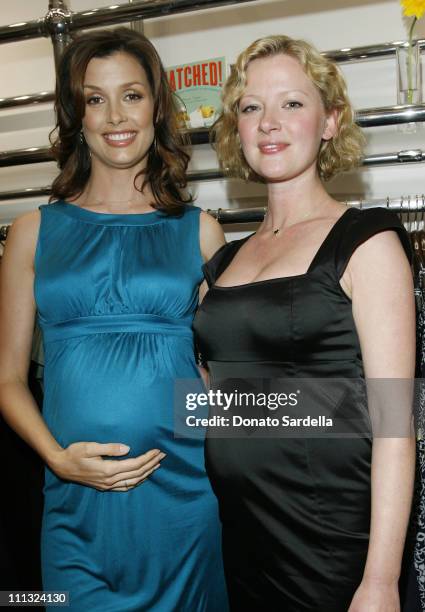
0;0;255;44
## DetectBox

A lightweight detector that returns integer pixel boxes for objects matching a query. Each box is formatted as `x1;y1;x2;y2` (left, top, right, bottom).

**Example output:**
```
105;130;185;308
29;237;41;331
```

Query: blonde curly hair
213;35;365;182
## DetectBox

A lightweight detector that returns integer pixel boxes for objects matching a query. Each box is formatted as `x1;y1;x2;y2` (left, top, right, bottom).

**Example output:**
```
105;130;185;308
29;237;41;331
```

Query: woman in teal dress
0;28;228;611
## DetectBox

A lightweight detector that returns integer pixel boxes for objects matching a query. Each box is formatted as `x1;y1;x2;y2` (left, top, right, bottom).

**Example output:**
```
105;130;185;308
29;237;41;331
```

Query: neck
263;172;330;232
79;160;154;212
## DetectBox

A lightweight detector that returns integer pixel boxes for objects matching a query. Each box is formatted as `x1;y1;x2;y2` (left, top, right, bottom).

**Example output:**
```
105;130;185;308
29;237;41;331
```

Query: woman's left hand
348;578;399;612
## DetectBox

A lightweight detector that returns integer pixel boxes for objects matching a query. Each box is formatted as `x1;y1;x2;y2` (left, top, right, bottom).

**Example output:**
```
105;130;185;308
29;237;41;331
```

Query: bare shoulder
199;210;225;261
199;210;222;232
343;229;412;300
348;228;414;378
350;229;410;272
9;209;41;237
4;209;41;266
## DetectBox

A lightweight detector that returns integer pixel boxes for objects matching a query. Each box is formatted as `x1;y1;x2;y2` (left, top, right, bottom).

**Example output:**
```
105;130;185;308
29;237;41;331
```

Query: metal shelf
2;146;425;171
0;0;255;44
324;40;425;63
1;36;425;110
207;197;425;224
0;92;54;110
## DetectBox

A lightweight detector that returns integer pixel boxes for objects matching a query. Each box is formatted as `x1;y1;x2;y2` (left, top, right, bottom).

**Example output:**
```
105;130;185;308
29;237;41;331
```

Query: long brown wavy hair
49;27;192;214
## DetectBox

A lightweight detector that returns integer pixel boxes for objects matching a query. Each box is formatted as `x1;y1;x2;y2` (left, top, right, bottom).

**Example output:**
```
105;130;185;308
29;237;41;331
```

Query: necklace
265;199;350;237
269;202;349;236
266;208;313;237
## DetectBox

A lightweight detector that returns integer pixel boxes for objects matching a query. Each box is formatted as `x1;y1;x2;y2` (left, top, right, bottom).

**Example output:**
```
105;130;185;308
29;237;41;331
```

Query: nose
259;106;281;134
107;100;127;126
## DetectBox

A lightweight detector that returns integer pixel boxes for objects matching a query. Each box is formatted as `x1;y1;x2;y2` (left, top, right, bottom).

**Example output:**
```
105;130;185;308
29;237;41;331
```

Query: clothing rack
1;196;423;240
206;196;425;224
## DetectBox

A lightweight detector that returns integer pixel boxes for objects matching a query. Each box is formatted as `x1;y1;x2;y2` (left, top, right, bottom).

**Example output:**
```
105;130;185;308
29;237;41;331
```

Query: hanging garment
35;201;228;611
193;206;411;612
403;258;425;612
414;436;425;609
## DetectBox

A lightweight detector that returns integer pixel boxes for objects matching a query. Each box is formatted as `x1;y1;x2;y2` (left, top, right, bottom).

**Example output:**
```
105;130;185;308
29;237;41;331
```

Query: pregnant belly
42;333;198;456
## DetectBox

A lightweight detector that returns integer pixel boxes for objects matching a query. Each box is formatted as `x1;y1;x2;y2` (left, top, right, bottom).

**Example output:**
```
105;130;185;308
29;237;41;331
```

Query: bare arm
196;211;226;385
199;211;225;304
0;212;163;491
344;230;416;612
0;212;60;461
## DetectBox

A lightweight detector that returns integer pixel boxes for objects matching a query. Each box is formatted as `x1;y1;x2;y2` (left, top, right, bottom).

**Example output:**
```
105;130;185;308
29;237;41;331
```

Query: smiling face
237;53;337;184
82;51;155;172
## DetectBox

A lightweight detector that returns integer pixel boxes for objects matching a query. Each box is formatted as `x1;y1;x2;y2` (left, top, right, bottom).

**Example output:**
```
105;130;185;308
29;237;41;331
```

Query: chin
257;169;290;182
253;161;289;178
96;154;148;171
259;163;315;184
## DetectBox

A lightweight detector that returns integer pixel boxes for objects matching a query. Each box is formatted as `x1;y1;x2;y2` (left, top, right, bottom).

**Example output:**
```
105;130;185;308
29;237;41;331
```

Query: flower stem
407;16;417;104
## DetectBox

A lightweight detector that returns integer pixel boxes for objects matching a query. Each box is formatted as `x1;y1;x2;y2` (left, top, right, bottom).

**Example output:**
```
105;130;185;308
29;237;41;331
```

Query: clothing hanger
411;211;423;277
402;195;425;285
407;195;413;233
417;195;425;264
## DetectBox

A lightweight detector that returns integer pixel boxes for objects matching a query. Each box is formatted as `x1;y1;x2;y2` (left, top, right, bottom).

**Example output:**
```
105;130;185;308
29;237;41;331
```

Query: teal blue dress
35;201;228;611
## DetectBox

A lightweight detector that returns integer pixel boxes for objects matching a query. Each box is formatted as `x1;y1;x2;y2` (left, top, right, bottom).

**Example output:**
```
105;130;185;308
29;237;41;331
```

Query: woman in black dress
193;35;415;611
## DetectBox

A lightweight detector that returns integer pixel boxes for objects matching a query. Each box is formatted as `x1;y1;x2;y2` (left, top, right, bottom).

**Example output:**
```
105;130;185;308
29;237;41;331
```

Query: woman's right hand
49;442;166;491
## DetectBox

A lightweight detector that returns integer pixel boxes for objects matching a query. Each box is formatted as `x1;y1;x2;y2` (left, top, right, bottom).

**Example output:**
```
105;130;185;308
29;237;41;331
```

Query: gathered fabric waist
39;313;194;344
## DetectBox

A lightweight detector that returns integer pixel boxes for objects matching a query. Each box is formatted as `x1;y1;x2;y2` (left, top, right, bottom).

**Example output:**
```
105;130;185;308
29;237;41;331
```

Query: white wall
0;0;424;233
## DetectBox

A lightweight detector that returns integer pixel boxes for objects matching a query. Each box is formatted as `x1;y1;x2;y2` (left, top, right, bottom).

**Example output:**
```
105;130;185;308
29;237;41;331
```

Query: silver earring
79;130;91;159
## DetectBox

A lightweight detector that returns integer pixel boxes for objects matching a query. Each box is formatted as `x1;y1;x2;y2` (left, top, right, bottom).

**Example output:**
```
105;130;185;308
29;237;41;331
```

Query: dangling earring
79;130;91;159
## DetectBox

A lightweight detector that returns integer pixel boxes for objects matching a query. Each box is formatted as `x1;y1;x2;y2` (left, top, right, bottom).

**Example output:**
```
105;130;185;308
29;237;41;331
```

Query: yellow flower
401;0;425;19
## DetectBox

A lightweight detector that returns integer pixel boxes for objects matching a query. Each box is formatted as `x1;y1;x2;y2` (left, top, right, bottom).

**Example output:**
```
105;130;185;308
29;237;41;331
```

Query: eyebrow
241;89;308;98
83;81;147;90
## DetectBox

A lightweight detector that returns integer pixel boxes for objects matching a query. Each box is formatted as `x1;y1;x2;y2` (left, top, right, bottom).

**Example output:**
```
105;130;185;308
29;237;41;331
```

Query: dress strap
330;207;412;280
202;237;250;288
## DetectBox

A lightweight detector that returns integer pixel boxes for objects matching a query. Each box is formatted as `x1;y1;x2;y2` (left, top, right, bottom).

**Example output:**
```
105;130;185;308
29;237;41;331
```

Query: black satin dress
193;207;412;612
